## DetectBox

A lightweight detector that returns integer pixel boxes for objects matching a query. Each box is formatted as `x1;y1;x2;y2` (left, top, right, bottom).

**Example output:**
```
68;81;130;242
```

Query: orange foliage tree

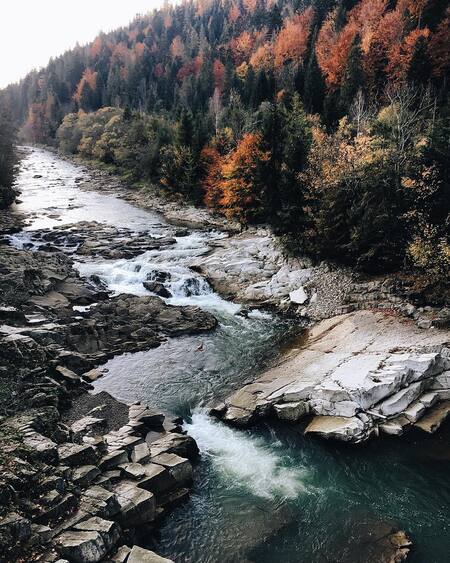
273;8;314;70
74;68;97;103
386;28;431;82
201;146;223;208
316;10;359;88
218;133;270;223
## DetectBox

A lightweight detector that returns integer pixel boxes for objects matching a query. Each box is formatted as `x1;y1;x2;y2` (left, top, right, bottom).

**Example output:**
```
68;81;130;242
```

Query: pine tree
339;34;364;114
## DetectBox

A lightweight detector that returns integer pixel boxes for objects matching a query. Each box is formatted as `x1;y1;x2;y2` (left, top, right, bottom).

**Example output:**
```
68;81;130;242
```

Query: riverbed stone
137;463;177;494
73;517;121;553
127;545;174;563
414;400;450;433
56;530;107;562
151;453;193;485
305;415;370;442
113;482;156;527
58;443;98;467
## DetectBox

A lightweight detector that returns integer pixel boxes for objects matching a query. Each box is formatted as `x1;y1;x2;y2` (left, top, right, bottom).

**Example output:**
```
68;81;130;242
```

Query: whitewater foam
185;412;307;500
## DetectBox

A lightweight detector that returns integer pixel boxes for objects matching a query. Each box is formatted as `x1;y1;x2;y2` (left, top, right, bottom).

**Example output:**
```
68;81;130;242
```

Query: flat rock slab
305;416;369;443
151;453;192;485
56;530;107;562
216;311;450;442
127;545;174;563
415;401;450;433
58;443;98;467
113;482;155;527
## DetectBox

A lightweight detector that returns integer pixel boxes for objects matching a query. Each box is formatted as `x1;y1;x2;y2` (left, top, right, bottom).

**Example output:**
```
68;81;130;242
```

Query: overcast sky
0;1;165;88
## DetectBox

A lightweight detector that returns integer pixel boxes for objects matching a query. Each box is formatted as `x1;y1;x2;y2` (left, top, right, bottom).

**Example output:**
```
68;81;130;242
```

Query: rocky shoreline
0;218;217;561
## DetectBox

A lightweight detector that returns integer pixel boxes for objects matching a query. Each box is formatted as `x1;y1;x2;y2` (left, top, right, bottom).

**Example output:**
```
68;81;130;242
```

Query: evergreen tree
339;34;364;114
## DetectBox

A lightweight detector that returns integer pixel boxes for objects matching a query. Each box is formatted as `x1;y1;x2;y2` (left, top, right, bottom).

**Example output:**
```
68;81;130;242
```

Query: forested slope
1;0;449;296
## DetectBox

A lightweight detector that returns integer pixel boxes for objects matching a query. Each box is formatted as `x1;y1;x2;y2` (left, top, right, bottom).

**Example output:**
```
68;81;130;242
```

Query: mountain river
7;147;450;562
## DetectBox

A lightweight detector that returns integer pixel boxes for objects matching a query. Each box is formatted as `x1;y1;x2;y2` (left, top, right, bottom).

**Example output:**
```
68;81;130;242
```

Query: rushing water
9;147;450;562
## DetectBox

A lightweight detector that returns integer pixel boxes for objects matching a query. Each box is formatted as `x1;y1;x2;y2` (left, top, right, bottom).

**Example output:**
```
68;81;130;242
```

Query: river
8;147;450;562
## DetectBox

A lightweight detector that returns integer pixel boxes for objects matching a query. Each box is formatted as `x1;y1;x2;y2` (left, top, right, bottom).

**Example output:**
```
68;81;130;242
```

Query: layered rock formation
214;311;450;442
0;391;193;562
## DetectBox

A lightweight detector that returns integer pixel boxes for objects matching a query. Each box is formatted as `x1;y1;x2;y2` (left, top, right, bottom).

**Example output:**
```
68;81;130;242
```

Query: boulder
56;530;107;562
148;433;199;460
80;486;120;519
289;287;308;305
113;482;156;527
72;465;101;488
415;400;450;433
274;401;309;421
99;450;129;471
73;517;121;553
58;443;98;467
137;463;177;495
142;281;172;298
151;453;192;485
130;443;151;464
127;545;174;563
129;404;165;429
305;415;370;443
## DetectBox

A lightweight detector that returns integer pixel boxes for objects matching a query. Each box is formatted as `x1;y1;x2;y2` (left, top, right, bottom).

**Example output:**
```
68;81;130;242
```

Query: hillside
1;0;449;296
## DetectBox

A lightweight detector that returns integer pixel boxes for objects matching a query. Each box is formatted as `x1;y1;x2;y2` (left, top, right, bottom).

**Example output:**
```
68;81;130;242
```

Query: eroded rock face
214;311;450;442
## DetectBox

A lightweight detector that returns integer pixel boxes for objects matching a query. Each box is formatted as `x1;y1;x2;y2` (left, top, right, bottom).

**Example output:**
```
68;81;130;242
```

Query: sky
0;1;166;88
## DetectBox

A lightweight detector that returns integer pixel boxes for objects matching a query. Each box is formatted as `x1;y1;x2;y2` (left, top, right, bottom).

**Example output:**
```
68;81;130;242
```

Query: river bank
1;146;449;562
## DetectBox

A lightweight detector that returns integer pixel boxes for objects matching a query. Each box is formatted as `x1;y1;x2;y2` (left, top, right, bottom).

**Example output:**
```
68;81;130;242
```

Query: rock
79;486;120;519
58;443;98;467
0;512;31;543
137;463;177;495
118;463;147;480
73;517;121;553
111;545;132;562
148;432;199;460
71;416;106;438
415;400;450;433
113;482;156;527
99;450;129;471
151;453;193;485
289;287;308;305
82;369;103;383
34;493;77;525
142;281;172;298
56;530;108;562
130;442;151;464
54;365;81;384
379;415;411;436
403;400;427;423
274;401;309;421
216;311;450;441
430;371;450;390
373;382;425;417
72;465;101;488
305;415;370;443
22;431;58;463
127;545;174;563
129;404;165;429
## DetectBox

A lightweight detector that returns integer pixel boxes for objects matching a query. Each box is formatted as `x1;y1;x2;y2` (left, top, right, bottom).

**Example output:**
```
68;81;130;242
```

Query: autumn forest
1;0;449;298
